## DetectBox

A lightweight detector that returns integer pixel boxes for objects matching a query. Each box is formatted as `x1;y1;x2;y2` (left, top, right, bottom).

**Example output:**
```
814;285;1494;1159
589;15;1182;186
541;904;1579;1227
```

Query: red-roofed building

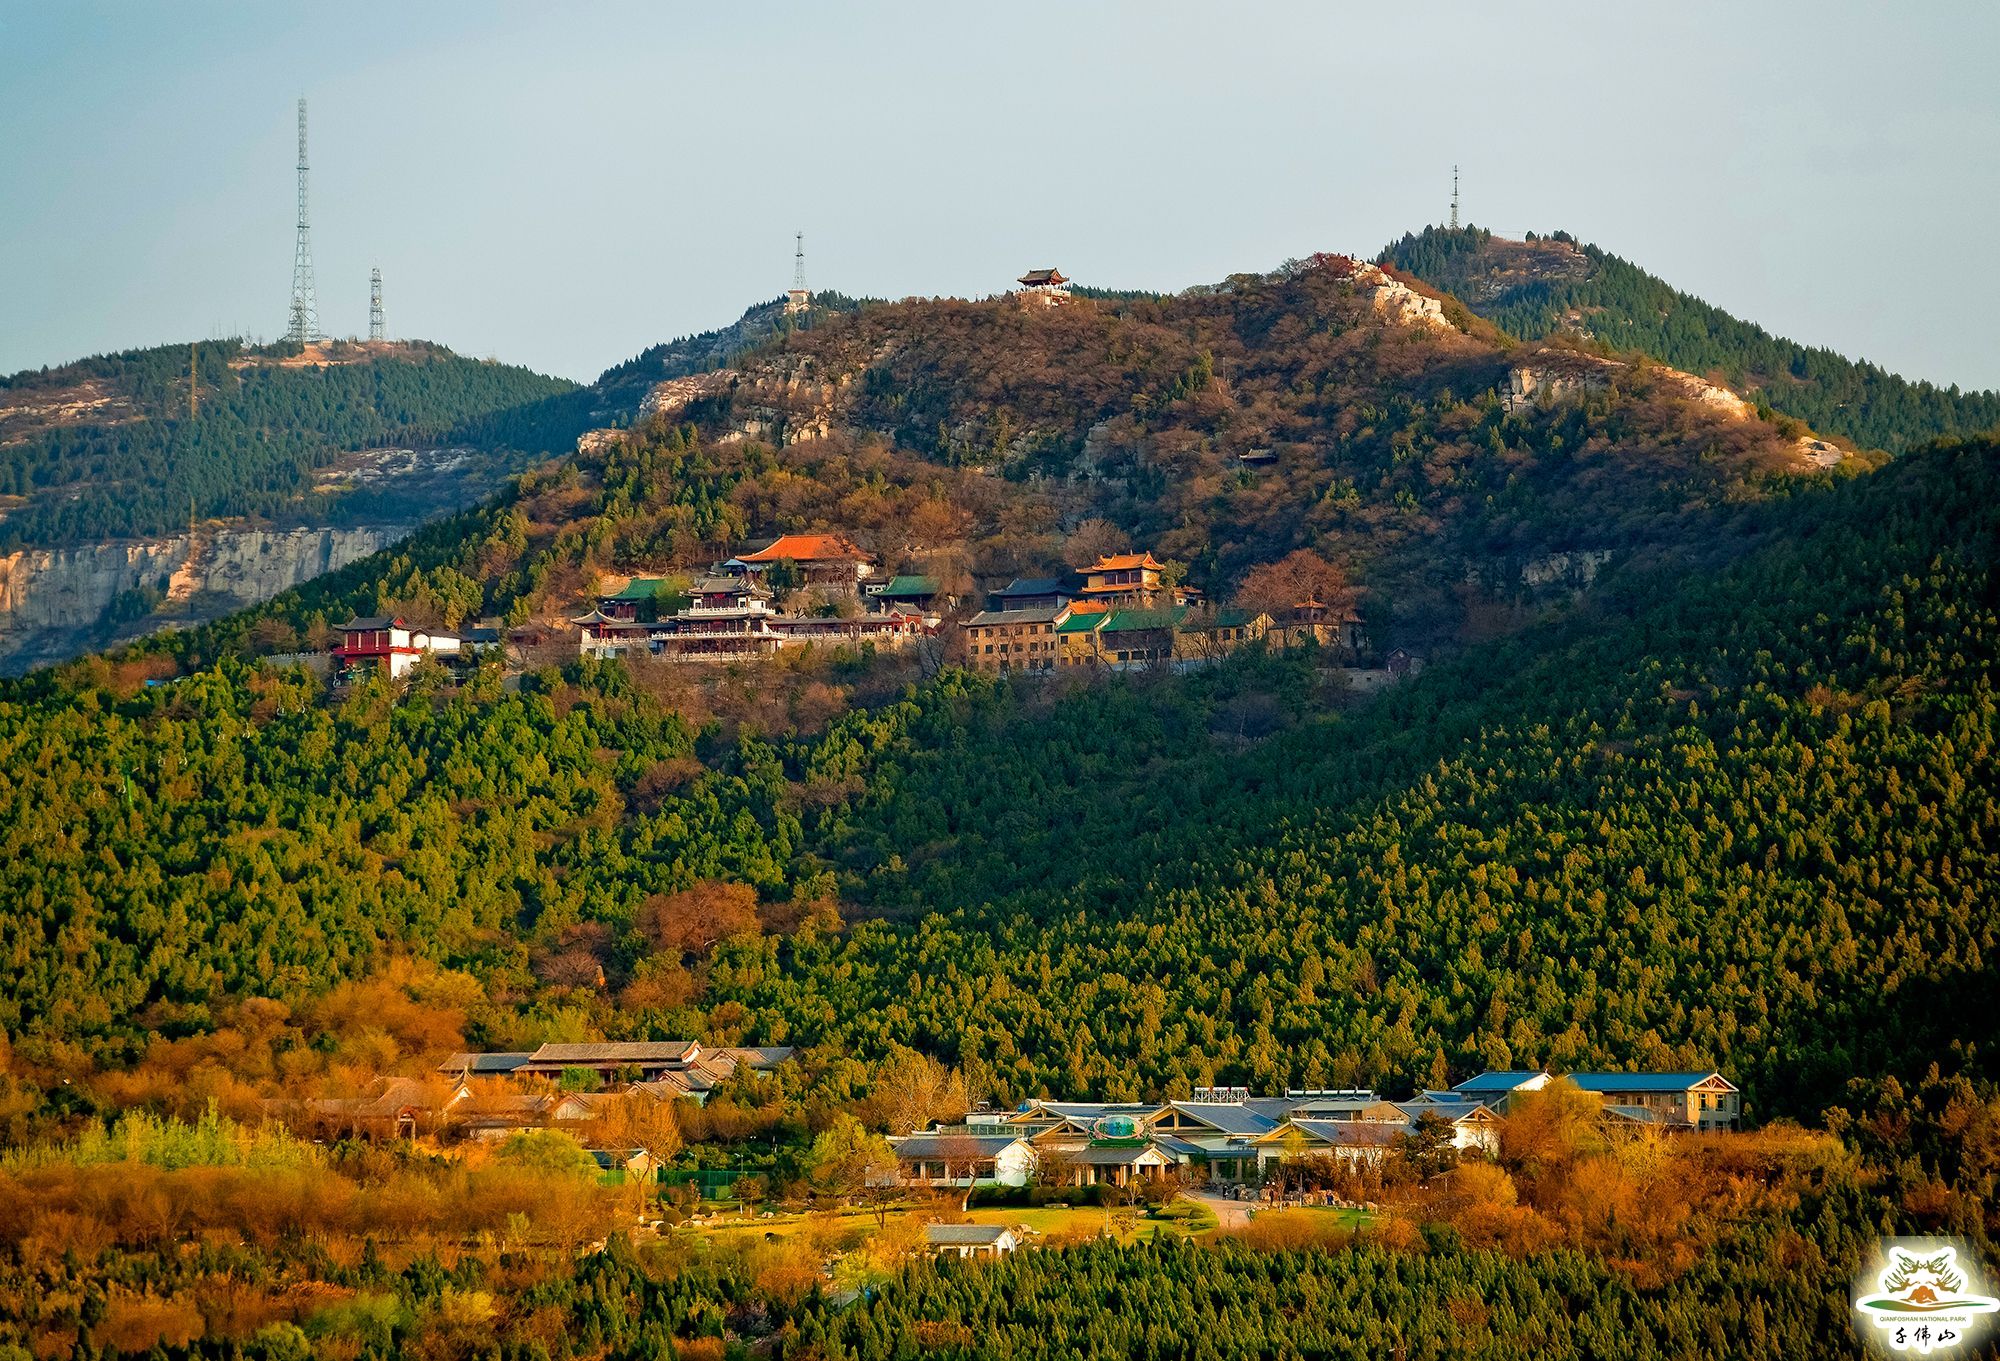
1017;267;1071;305
1078;552;1165;607
332;615;463;681
726;534;876;590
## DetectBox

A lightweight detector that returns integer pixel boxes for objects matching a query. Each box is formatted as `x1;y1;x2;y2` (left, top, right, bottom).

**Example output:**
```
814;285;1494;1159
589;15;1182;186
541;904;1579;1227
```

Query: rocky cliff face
0;525;405;673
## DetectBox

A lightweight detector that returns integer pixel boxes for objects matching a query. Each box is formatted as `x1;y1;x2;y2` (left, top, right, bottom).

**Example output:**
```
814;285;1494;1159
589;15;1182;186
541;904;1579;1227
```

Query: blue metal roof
1450;1071;1551;1093
1167;1101;1279;1135
1567;1072;1731;1093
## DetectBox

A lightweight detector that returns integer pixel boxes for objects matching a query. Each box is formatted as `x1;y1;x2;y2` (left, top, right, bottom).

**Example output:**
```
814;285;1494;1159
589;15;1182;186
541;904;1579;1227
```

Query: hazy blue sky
3;2;1997;388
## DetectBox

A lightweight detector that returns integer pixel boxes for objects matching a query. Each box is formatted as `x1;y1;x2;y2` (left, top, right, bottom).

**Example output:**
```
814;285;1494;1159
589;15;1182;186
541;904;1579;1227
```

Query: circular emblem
1091;1114;1139;1139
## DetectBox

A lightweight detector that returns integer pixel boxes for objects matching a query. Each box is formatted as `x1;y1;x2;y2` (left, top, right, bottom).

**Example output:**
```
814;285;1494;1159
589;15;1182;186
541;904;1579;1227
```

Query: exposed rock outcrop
1308;255;1452;331
0;525;405;673
1521;549;1613;589
638;370;735;423
1502;354;1624;412
1502;351;1756;423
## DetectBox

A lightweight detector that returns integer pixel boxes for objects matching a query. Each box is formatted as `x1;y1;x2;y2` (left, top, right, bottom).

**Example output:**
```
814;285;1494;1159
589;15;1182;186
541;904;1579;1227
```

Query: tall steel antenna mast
286;98;321;343
785;232;810;316
369;267;385;341
1449;165;1460;231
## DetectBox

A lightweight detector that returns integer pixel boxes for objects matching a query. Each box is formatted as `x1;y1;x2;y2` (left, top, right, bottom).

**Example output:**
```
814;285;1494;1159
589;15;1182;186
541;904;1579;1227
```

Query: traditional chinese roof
1087;553;1163;573
339;615;404;631
1056;610;1111;634
690;573;755;592
877;575;941;598
1018;268;1068;287
1100;606;1188;633
736;533;871;564
571;609;644;628
992;576;1072;600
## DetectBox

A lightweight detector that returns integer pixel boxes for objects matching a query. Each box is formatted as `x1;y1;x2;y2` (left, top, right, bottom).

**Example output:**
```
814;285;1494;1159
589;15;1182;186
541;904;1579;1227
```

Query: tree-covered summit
1381;225;2000;454
0;338;577;548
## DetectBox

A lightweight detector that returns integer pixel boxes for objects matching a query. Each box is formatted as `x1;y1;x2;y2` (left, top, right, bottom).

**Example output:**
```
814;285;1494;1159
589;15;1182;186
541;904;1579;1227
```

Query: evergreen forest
0;257;1995;1360
1382;225;2000;454
0;340;576;547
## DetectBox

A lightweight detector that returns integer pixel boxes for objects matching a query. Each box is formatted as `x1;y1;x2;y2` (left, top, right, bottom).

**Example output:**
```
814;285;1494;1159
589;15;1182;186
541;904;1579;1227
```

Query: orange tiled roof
737;533;870;564
1064;600;1112;616
1087;553;1162;572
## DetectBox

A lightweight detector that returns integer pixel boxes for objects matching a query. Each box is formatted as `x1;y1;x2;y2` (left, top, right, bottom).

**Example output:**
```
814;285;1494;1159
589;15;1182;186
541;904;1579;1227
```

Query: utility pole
369;268;385;341
287;98;321;343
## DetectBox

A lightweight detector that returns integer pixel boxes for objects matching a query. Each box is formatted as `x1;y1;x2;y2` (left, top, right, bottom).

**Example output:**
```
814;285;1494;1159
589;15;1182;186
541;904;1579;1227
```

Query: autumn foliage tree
1233;548;1357;618
638;882;762;956
871;1049;974;1135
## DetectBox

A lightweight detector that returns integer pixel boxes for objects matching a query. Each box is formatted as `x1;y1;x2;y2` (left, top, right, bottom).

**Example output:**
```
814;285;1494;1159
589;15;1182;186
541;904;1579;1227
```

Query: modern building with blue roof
1568;1072;1740;1130
1447;1069;1740;1130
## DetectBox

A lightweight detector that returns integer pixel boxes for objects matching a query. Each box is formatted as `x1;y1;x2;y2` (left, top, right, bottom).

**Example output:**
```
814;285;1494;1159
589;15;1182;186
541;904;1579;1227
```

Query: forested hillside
3;438;1992;1135
1382;225;2000;453
590;290;875;411
0;339;576;547
0;263;1995;1361
125;255;1853;670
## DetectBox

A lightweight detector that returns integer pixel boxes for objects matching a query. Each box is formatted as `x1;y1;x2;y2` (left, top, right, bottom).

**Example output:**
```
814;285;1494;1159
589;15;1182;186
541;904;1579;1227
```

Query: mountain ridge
1381;225;2000;452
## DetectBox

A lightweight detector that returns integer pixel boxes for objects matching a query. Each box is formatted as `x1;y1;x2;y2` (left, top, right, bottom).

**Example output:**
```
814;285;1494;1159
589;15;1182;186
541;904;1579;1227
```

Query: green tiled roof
1189;607;1263;630
880;575;939;596
1102;606;1188;633
1056;611;1109;634
608;577;672;601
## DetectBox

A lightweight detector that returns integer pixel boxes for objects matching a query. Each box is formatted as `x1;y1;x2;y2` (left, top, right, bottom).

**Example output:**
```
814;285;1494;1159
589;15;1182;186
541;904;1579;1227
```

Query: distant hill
590;291;876;415
147;253;1862;667
1380;225;2000;453
0;338;577;549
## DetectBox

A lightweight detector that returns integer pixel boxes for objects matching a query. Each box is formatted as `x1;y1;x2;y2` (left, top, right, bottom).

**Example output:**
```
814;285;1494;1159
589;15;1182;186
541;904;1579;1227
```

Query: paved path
1185;1189;1257;1230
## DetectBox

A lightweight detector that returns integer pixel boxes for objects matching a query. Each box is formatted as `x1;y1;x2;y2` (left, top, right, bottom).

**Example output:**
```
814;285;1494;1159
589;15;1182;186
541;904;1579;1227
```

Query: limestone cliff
0;525;405;673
